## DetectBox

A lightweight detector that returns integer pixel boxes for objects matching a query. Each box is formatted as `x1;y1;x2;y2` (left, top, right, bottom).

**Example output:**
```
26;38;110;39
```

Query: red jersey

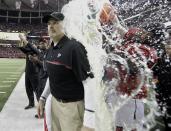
104;29;158;99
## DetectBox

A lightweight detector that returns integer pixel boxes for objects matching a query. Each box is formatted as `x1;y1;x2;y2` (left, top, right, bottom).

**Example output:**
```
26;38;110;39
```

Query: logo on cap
57;53;61;58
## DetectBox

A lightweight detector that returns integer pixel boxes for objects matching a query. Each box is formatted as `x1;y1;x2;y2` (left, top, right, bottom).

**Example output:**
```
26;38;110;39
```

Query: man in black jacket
18;34;39;109
42;12;93;131
27;38;49;100
153;39;171;130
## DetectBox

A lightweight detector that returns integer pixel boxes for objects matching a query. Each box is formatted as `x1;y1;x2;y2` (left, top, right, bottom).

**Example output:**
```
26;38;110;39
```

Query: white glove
18;33;28;46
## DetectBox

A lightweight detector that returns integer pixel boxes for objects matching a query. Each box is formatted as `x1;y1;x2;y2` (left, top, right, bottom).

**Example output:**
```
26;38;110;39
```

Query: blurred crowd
0;22;46;33
0;45;25;58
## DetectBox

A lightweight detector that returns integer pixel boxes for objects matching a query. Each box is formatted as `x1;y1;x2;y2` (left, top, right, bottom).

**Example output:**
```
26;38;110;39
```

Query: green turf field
0;58;25;111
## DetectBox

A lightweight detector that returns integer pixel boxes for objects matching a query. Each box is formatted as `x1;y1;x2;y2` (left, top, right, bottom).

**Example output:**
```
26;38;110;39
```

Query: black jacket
153;55;171;105
18;44;39;76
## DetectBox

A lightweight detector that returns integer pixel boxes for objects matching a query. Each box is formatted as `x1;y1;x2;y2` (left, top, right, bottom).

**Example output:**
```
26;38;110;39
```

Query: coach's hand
37;99;45;118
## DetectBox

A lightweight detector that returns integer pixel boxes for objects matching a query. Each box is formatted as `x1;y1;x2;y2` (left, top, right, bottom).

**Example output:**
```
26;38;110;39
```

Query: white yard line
0;92;6;94
0;72;21;74
0;67;22;68
10;75;20;77
2;81;15;83
6;78;18;80
0;64;23;65
0;85;11;88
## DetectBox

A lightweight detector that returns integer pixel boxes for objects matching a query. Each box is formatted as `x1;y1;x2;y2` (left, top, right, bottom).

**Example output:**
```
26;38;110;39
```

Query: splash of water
30;0;36;8
15;0;21;9
62;0;160;130
43;0;49;4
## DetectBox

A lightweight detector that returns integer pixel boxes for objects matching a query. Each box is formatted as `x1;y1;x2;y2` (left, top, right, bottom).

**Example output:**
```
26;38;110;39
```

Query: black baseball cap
43;12;64;23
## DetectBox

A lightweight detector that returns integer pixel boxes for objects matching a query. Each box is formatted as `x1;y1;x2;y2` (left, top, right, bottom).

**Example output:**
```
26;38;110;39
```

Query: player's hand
28;55;33;60
18;33;28;46
18;33;24;40
153;78;159;84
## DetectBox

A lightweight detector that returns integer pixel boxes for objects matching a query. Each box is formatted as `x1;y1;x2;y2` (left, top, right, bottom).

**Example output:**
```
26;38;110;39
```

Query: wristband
40;96;46;101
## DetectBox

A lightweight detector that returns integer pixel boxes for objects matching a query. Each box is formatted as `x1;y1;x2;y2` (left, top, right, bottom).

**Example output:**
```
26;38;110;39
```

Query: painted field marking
10;75;19;77
0;91;6;94
6;78;18;80
0;67;21;68
2;81;15;83
0;72;21;74
0;85;11;88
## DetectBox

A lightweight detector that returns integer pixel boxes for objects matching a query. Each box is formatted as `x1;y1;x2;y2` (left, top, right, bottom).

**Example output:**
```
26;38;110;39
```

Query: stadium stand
0;0;66;59
0;45;24;58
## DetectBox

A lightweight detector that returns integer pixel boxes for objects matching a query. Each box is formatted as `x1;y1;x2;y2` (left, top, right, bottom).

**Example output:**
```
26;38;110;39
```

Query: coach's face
47;19;64;39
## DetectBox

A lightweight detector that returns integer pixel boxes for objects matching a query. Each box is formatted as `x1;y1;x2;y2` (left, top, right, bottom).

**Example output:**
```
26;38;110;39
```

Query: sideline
0;73;43;131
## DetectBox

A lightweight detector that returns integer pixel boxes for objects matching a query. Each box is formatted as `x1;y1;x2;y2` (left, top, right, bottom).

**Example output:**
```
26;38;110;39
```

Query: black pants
163;106;171;130
158;98;171;130
25;74;39;105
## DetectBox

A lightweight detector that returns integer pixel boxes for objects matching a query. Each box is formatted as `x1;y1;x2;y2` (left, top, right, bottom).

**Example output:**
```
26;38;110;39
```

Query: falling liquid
62;0;161;131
